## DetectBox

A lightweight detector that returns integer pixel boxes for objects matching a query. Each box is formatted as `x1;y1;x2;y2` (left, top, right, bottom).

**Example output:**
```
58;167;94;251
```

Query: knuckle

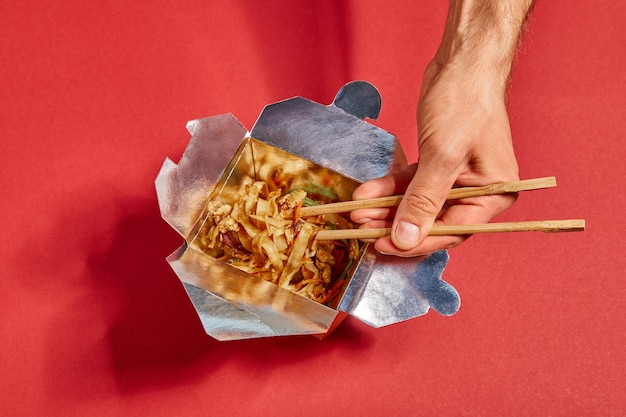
403;189;443;217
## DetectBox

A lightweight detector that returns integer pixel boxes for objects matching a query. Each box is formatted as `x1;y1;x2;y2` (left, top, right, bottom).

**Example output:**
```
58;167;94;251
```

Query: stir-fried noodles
196;175;362;306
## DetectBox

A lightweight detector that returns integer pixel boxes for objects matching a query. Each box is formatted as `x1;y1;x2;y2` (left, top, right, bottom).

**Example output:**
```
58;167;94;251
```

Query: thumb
391;160;457;251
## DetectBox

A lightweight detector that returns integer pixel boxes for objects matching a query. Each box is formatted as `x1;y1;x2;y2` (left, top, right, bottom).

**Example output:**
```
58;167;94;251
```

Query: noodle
196;175;362;306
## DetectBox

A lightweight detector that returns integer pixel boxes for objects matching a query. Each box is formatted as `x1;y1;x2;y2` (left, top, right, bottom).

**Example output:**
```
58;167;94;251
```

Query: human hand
350;60;520;256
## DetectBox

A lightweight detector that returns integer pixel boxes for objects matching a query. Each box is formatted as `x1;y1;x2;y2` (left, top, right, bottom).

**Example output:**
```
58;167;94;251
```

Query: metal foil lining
156;81;460;341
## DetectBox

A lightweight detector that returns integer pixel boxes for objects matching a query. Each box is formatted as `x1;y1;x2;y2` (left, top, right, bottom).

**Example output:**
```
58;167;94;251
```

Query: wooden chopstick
299;177;557;217
314;219;586;240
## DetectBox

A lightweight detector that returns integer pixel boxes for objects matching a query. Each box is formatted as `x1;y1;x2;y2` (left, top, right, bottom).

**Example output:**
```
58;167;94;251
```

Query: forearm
434;0;535;94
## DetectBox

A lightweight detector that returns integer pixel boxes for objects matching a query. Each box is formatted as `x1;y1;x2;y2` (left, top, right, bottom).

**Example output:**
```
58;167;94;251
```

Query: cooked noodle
196;175;362;305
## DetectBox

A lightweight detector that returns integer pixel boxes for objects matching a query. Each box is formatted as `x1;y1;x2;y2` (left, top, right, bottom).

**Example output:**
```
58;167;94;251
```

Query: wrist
434;0;534;91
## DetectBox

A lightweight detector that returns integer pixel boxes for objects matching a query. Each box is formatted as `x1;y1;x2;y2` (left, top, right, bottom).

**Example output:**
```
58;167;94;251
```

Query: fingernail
395;221;420;247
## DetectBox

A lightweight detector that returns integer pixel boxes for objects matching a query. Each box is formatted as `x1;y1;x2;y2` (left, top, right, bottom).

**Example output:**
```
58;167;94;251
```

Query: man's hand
350;0;534;256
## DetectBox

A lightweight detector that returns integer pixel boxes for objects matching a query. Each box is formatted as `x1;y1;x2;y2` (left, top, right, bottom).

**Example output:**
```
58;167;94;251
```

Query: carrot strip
295;278;324;291
319;278;345;305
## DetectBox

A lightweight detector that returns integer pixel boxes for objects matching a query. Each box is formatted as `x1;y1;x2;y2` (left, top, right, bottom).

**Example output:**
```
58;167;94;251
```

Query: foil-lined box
156;81;460;341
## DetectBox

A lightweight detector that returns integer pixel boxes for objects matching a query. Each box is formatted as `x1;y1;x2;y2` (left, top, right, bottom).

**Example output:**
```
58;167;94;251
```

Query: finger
357;219;392;243
350;207;396;224
351;164;417;224
352;164;418;200
390;158;460;251
374;234;466;257
376;193;517;256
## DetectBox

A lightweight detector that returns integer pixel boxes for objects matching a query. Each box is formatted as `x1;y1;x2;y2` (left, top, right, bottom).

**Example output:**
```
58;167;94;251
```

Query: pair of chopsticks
300;176;585;240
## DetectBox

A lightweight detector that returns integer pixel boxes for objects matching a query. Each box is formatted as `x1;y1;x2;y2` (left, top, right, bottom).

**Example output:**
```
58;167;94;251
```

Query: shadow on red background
27;191;374;397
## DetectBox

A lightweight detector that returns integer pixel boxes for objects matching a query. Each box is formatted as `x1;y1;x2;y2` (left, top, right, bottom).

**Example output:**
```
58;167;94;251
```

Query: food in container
190;138;366;307
156;81;460;341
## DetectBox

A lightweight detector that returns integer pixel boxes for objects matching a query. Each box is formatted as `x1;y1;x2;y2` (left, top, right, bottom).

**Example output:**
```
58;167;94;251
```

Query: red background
2;1;625;415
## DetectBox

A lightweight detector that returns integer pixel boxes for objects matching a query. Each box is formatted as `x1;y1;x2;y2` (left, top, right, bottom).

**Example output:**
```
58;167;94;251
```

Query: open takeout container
155;81;460;341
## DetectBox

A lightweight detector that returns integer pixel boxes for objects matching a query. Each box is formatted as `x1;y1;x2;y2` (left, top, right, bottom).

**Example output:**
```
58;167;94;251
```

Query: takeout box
155;81;461;341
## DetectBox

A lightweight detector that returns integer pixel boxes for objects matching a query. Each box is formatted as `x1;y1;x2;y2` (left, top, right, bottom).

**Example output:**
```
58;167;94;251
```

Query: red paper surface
2;1;625;416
